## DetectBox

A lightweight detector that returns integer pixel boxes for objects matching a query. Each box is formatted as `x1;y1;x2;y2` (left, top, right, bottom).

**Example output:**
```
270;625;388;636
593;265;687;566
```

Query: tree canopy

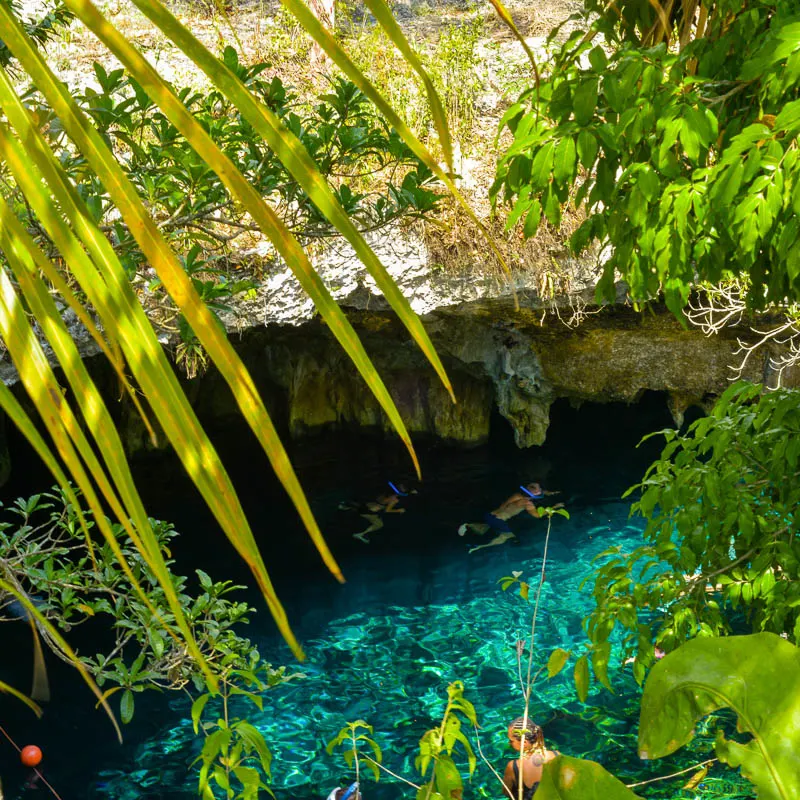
493;0;800;316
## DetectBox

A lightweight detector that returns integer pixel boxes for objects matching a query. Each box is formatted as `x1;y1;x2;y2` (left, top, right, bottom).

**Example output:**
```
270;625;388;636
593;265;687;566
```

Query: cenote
0;395;750;799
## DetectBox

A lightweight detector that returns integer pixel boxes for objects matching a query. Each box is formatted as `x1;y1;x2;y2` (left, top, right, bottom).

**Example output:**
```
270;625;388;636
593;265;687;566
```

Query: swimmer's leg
353;514;383;542
468;532;515;553
458;523;490;537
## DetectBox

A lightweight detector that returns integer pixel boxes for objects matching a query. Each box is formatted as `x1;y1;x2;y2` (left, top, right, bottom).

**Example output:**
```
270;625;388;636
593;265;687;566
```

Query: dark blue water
0;396;751;798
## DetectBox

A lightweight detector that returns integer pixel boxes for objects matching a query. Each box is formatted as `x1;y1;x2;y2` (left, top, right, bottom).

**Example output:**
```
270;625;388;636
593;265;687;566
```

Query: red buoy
20;745;42;767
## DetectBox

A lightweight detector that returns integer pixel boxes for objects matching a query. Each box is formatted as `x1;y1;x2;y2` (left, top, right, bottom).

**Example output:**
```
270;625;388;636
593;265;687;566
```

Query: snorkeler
502;717;561;800
458;483;563;553
326;782;361;800
339;482;416;543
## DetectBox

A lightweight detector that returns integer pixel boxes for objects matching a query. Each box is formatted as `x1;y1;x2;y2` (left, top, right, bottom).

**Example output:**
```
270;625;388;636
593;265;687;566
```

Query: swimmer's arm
544;489;560;496
501;762;516;799
383;496;405;512
525;502;542;518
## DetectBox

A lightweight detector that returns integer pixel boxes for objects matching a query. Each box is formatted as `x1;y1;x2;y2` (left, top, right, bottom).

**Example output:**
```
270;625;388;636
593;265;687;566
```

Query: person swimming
502;717;560;800
339;482;416;543
458;483;563;553
325;782;361;800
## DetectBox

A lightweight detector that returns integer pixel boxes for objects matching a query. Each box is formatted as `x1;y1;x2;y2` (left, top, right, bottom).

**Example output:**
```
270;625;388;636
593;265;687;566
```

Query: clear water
0;398;753;799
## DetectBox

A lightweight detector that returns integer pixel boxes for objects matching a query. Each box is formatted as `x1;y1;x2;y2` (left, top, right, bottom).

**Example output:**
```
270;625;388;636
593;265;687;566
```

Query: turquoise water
84;501;749;799
0;399;753;798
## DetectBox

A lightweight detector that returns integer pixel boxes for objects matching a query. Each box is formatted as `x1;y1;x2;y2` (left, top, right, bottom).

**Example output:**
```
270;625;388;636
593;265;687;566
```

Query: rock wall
0;225;795;474
172;299;782;452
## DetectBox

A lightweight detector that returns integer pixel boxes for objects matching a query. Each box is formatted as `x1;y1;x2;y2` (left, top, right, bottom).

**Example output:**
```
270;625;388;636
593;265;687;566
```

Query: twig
362;756;420;789
686;547;757;590
626;758;717;788
471;723;507;788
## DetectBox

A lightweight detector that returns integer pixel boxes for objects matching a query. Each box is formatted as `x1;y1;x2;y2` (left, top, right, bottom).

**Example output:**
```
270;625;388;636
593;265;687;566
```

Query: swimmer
502;717;560;800
339;482;416;543
326;782;361;800
458;483;563;553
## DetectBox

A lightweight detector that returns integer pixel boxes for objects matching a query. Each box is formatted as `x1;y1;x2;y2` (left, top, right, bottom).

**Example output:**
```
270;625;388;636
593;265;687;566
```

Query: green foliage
498;569;530;600
415;681;477;800
0;488;284;706
493;0;800;314
342;16;484;152
584;382;800;686
0;0;74;72
529;634;800;799
5;52;440;366
0;488;300;796
326;720;383;782
639;634;800;800
546;647;570;678
192;664;282;800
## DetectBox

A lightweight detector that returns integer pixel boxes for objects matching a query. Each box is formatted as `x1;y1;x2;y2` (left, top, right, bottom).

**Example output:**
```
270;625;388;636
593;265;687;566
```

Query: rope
0;722;64;800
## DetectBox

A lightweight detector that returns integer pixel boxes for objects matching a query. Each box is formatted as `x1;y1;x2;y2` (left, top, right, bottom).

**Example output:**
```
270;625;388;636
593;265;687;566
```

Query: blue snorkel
520;484;544;499
341;782;359;800
388;481;408;496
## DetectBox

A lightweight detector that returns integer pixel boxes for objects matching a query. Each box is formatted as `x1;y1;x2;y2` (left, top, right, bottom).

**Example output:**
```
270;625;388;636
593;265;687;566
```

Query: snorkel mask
520;484;543;499
341;782;359;800
388;481;408;496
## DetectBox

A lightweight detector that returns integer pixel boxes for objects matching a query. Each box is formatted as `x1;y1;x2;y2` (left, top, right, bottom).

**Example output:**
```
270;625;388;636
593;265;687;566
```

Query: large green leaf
535;755;641;799
639;633;800;800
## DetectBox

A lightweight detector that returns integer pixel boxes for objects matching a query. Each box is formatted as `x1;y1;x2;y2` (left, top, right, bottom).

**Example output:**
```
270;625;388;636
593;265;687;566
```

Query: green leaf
553;137;577;185
523;199;543;239
637;166;660;203
192;693;212;733
639;633;800;800
433;753;462;798
547;648;570;678
591;641;613;692
679;118;701;161
577;130;599;170
535;755;642;799
120;689;135;724
588;46;607;72
531;141;556;189
775;100;800;133
573;78;599;126
574;655;590;702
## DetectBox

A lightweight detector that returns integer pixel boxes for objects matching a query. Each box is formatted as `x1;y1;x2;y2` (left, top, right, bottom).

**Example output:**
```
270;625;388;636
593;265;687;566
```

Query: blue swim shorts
484;512;512;533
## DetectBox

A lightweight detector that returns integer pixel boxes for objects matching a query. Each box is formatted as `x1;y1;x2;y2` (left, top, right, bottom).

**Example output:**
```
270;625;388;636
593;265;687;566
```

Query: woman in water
502;717;560;800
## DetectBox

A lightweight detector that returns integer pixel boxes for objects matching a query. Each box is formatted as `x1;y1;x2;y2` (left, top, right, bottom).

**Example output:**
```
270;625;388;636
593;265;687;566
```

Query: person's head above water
507;717;545;754
331;783;360;800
